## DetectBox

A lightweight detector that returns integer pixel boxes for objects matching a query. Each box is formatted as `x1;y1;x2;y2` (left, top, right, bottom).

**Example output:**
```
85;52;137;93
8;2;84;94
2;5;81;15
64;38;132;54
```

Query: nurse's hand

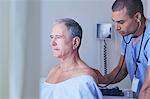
139;66;150;99
139;85;150;99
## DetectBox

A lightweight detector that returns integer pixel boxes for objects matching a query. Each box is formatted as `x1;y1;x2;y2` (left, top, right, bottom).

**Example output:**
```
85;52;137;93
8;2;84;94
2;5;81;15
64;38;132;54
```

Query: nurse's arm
97;55;128;84
139;65;150;99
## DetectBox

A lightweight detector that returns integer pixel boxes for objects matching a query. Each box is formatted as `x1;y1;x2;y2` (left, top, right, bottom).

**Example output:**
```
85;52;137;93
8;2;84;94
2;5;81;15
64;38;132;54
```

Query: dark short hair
55;18;82;48
112;0;144;18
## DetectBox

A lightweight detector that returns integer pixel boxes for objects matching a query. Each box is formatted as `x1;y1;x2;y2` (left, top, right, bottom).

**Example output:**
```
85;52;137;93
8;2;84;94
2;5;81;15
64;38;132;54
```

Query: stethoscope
123;26;146;76
99;20;146;88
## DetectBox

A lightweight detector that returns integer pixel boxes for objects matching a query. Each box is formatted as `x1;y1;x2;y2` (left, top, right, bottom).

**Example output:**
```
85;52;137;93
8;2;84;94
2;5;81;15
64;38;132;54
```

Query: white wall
146;0;150;18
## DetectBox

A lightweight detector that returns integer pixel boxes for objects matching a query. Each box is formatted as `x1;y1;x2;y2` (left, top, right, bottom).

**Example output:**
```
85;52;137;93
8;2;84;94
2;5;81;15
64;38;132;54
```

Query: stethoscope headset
99;14;146;88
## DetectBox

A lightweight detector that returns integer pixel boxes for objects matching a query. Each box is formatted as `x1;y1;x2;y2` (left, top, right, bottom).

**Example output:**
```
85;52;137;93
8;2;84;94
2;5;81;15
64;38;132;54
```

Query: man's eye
119;21;125;24
56;35;64;39
50;35;64;39
50;35;53;39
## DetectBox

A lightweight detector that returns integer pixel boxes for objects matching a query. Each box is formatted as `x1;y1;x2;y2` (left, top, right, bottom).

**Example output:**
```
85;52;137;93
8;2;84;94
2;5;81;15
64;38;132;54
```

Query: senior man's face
50;23;74;59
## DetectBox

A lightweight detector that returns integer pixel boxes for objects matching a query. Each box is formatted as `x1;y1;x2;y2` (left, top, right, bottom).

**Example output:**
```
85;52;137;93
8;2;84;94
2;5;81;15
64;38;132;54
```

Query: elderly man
40;18;103;99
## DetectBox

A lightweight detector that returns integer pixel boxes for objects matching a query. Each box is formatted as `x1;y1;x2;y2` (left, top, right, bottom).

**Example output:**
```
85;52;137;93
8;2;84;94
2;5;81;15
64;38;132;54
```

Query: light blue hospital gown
121;19;150;96
40;75;103;99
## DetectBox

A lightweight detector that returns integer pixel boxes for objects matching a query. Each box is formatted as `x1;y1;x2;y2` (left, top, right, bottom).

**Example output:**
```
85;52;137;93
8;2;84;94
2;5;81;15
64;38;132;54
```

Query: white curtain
0;0;40;99
0;0;10;98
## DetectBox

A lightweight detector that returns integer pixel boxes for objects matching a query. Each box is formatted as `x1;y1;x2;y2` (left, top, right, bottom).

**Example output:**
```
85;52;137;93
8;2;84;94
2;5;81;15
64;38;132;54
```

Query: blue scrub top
121;19;150;95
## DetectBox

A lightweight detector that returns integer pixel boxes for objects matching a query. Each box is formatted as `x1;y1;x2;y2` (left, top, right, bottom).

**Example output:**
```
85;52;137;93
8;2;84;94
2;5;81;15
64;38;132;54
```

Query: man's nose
115;23;121;31
51;38;57;46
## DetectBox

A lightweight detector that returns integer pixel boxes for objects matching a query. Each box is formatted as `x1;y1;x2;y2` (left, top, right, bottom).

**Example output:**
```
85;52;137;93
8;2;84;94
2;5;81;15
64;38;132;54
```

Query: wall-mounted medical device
97;23;113;75
96;23;112;39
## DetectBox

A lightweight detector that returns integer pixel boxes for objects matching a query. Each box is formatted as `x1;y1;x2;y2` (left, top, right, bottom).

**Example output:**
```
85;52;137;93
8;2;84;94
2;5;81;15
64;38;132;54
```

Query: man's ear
134;12;142;22
72;36;80;50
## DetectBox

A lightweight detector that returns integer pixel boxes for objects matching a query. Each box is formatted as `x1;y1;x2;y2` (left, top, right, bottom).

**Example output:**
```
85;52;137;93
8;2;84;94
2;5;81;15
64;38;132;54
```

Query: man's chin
53;54;59;57
120;32;129;37
120;33;126;37
118;31;125;36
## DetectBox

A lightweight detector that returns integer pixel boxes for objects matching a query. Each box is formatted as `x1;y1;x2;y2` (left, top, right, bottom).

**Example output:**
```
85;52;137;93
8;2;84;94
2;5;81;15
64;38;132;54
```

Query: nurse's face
112;7;139;36
50;23;74;59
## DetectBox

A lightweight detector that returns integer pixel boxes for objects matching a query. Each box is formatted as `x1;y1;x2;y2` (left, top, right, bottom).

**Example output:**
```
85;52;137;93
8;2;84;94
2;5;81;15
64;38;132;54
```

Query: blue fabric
121;19;150;96
40;75;103;99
